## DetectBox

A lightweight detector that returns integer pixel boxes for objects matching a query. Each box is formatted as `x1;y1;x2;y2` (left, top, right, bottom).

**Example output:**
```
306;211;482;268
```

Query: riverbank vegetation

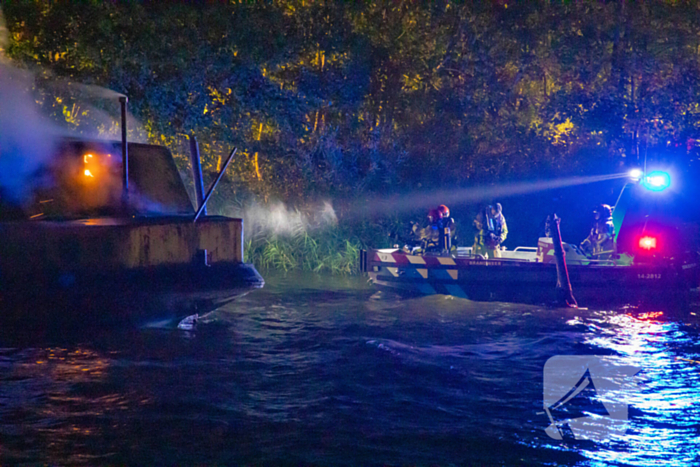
246;230;363;274
234;201;410;274
3;1;700;271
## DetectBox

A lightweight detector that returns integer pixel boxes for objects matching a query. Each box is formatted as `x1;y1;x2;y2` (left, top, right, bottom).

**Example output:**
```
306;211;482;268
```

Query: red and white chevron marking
372;251;509;268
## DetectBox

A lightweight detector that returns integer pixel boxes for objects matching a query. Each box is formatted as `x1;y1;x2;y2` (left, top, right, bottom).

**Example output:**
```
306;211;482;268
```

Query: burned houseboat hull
0;86;265;327
361;249;698;308
0;216;264;326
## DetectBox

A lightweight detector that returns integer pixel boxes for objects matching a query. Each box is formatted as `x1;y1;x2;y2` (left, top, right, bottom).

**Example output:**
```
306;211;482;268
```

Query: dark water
2;271;700;466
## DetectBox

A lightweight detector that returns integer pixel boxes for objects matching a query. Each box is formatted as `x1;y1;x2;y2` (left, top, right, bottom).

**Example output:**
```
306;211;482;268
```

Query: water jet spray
346;172;637;219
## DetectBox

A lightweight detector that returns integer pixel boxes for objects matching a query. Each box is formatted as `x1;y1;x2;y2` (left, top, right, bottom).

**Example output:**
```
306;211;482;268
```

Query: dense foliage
3;1;700;269
5;1;700;193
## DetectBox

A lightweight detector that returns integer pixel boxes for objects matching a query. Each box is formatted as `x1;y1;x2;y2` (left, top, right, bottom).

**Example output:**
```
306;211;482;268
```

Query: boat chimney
119;96;129;206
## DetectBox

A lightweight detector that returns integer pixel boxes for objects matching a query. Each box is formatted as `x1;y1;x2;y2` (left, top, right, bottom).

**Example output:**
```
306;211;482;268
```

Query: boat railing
375;246;620;266
513;246;538;252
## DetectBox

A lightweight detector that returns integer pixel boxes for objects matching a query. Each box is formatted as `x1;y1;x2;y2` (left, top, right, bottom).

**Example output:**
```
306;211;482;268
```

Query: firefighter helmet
427;208;443;223
594;204;613;218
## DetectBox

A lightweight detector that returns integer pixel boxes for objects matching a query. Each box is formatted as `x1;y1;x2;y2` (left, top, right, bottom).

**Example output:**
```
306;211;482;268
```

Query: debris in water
177;314;199;331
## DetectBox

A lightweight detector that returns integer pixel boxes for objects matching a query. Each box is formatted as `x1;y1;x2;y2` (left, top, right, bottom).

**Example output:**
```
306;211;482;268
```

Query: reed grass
245;220;392;275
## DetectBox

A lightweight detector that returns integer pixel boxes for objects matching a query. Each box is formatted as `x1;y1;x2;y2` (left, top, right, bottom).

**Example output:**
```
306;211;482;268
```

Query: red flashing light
637;311;664;320
639;236;657;250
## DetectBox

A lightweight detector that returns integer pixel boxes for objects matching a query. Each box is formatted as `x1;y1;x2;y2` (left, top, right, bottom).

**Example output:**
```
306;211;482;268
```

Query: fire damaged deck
0;216;264;326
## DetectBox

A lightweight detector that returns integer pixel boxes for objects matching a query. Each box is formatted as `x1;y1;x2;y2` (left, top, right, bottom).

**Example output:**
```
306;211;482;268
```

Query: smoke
0;7;58;205
224;200;338;241
71;82;125;100
0;59;147;208
37;76;147;143
0;64;58;204
215;173;622;241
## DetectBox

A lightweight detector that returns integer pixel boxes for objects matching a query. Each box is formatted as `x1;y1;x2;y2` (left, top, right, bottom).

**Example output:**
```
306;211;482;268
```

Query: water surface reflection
541;311;700;466
0;271;699;465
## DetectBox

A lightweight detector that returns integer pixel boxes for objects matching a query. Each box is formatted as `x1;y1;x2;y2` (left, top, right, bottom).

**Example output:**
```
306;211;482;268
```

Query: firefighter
472;209;487;258
484;203;508;259
437;204;454;253
412;208;443;252
437;205;453;229
580;204;615;259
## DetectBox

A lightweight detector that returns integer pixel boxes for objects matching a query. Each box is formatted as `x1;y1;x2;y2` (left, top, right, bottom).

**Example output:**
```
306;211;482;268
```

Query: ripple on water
1;271;699;465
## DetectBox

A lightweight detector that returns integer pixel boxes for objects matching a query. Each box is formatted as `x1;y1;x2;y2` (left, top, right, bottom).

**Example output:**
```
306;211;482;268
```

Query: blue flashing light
641;171;671;192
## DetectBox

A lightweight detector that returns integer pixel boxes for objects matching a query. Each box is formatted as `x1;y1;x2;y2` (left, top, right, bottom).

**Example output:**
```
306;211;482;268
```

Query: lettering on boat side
469;261;503;266
637;273;661;279
542;356;641;442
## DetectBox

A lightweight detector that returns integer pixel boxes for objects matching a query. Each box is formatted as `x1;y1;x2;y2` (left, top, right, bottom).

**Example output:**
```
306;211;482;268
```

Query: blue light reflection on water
530;311;700;466
1;271;700;465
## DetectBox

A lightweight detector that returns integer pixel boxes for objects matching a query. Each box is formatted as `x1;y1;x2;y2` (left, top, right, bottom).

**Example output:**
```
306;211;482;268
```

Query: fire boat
360;171;700;308
0;97;264;327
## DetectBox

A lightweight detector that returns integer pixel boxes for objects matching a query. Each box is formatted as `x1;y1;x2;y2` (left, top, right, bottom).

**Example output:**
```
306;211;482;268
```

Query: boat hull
363;249;698;307
0;216;264;327
0;261;264;327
